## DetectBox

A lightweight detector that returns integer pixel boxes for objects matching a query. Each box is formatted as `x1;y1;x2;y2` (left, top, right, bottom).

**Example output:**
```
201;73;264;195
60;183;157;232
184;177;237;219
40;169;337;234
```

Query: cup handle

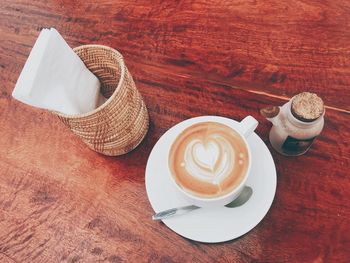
239;116;258;138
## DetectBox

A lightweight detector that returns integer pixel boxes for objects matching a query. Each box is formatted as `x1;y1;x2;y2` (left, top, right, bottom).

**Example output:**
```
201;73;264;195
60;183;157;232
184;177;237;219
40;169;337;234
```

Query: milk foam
184;134;235;185
169;122;249;198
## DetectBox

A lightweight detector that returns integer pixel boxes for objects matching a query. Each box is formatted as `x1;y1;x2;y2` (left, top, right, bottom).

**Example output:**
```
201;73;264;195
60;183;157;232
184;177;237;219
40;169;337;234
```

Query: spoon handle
152;205;199;221
151;186;253;221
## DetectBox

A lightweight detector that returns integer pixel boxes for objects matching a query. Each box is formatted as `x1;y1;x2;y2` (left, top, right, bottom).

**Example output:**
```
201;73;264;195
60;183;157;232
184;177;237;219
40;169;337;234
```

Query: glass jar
268;100;325;156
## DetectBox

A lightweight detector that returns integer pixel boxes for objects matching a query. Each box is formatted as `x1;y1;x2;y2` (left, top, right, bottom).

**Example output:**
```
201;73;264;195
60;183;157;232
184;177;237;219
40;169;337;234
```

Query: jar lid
291;92;324;122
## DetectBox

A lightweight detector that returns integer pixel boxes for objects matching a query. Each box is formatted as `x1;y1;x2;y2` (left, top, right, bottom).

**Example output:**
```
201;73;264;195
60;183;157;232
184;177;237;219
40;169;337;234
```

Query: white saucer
145;116;277;243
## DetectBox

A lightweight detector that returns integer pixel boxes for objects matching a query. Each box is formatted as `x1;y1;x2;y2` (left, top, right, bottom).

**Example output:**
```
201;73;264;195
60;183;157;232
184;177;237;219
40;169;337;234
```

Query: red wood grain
1;0;350;110
0;1;350;262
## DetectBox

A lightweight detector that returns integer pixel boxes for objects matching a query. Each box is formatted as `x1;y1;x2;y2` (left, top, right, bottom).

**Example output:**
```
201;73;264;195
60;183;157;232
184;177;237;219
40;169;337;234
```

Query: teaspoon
152;186;253;221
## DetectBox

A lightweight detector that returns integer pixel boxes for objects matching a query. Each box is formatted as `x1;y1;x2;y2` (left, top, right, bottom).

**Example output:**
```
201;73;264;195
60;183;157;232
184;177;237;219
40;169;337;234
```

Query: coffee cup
168;116;258;208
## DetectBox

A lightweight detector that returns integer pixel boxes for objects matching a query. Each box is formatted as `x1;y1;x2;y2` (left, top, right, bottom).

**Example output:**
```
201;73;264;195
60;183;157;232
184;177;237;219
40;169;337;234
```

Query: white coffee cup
168;115;258;208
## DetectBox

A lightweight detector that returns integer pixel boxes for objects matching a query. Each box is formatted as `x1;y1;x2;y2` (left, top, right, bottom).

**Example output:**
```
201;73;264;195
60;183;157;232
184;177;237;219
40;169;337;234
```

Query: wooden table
1;1;349;262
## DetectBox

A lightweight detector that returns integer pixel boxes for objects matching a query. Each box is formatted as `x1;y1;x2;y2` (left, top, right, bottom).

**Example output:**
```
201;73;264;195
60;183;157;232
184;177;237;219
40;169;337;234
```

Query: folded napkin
12;28;106;115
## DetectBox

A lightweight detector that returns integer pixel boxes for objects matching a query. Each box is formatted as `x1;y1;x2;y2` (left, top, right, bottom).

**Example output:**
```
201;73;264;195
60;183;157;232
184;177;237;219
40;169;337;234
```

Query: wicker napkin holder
54;45;149;156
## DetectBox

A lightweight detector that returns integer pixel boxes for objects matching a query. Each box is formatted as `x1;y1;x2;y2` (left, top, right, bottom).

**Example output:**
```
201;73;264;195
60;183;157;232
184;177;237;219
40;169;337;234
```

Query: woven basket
55;45;149;156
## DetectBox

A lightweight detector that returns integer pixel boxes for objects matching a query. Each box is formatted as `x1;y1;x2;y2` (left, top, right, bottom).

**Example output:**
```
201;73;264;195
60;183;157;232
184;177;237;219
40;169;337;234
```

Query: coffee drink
169;122;249;198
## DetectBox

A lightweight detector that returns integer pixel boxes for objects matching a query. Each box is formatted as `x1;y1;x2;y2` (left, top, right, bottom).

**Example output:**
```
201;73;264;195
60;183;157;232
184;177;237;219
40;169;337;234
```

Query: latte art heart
192;140;220;172
184;136;234;185
169;122;249;198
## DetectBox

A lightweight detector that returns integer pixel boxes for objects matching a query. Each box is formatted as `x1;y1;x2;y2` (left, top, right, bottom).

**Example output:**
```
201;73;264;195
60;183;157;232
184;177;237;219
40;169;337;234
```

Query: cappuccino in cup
169;122;248;198
168;116;258;207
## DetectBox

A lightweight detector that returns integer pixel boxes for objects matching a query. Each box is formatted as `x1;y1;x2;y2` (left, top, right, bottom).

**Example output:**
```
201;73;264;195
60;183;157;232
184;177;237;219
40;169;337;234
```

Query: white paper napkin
12;28;106;115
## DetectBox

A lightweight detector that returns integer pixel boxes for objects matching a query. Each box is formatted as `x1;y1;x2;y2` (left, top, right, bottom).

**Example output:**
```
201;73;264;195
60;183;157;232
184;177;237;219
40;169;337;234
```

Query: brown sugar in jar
266;92;325;156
